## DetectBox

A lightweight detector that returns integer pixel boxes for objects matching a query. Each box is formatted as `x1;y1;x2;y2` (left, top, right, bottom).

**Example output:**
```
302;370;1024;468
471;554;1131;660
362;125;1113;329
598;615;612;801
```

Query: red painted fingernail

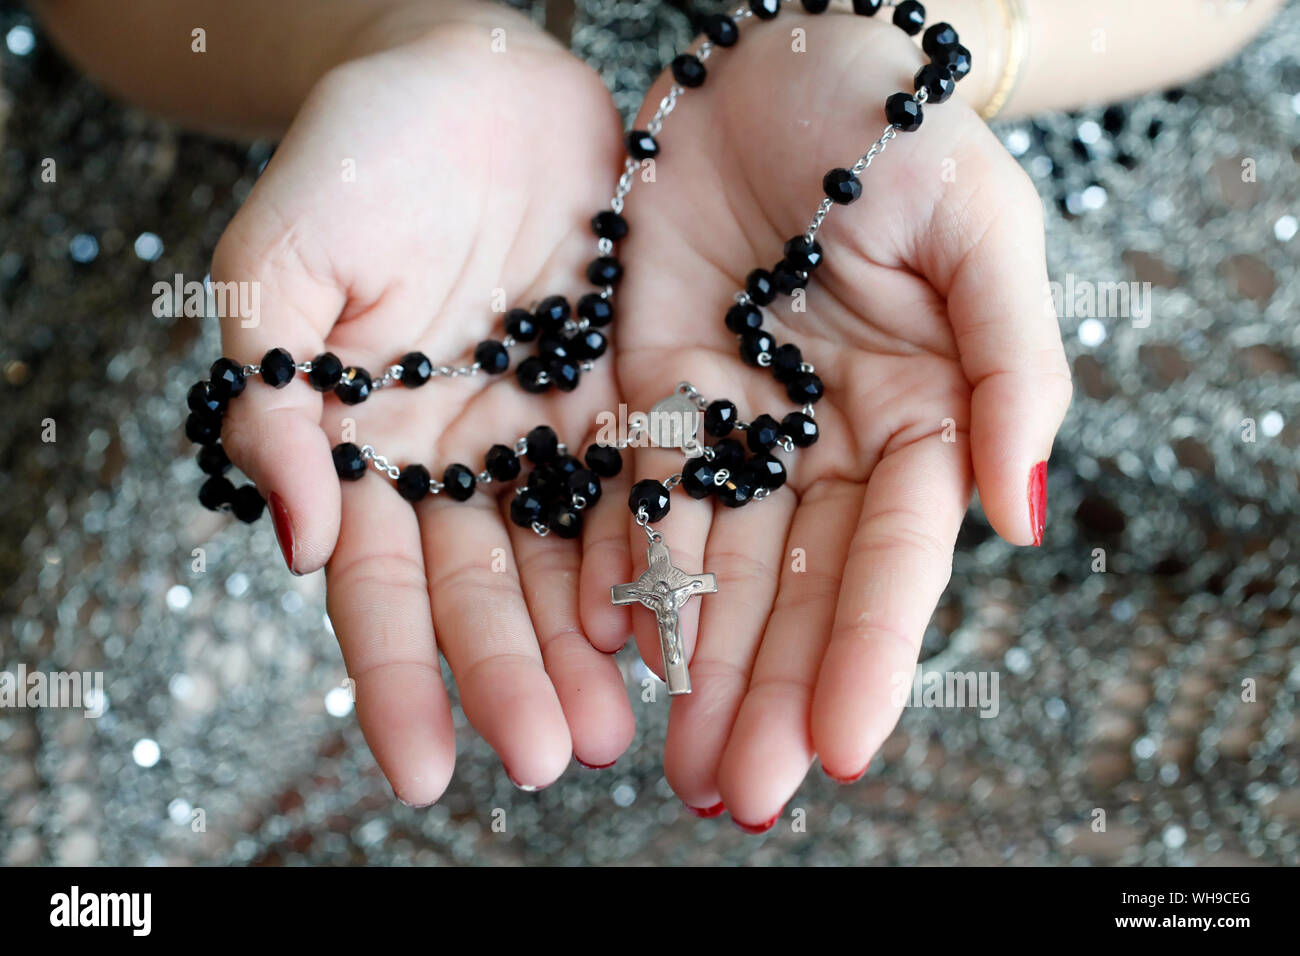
576;757;617;770
1028;461;1047;547
269;492;298;574
684;801;725;818
733;811;782;834
824;762;868;784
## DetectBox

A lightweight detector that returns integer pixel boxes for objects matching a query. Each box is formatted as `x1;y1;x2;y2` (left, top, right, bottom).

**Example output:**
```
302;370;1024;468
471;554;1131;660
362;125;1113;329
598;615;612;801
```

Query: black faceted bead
745;269;777;306
591;210;628;241
749;0;780;20
744;454;787;490
534;295;570;331
442;464;476;502
260;347;296;388
485;444;522;482
782;411;820;447
886;92;923;132
627;130;659;161
527;463;568;501
574;329;607;360
725;302;763;333
786;371;825;404
681;456;719;499
771;343;804;383
747;413;783;452
567;468;602;506
772;260;809;295
548;502;584;539
333;442;367;481
702;13;739;46
852;0;883;14
399;351;433;386
577;293;614;327
716;472;756;508
552;454;582;478
209;358;246;400
198;475;234;511
584;444;623;478
586;256;622;286
922;22;959;57
802;0;831;12
188;381;225;417
526;425;559;464
671;54;706;88
704;400;738;437
783;235;824;271
308;352;344;390
396;464;431;502
823;167;862;204
548;357;581;392
516;356;551;393
474;339;510;373
711;438;745;472
934;44;972;81
914;64;956;104
538;333;571;361
335;366;372;405
197;443;230;476
231;485;265;522
185;413;221;445
739;328;775;367
510;489;546;529
505;308;539;343
629;479;671;522
893;0;926;35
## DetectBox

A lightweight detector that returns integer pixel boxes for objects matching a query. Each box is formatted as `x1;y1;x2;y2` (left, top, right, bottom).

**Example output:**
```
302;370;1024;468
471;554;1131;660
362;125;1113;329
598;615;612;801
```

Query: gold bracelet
981;0;1030;121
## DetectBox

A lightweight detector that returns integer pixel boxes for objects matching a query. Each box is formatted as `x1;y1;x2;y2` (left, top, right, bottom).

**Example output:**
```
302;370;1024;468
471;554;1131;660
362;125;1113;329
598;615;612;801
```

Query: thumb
206;222;346;574
928;137;1072;546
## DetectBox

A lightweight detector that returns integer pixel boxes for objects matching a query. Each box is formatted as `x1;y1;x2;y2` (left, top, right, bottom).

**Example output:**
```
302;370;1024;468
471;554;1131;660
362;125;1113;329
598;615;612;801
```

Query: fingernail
392;788;432;809
576;757;617;770
269;492;299;573
1028;461;1047;547
823;761;868;784
733;810;782;834
684;800;725;818
506;771;539;792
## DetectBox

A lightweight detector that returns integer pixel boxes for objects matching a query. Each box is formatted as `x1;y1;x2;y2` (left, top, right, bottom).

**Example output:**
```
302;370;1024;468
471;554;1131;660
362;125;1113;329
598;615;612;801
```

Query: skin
29;0;1285;812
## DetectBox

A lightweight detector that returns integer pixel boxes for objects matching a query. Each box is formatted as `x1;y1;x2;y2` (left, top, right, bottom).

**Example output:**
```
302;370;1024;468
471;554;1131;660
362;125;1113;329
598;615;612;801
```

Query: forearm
27;0;550;139
918;0;1287;119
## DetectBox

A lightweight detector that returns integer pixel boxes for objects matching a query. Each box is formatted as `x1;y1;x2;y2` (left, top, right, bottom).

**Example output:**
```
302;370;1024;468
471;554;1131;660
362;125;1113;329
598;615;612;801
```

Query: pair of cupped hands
211;11;1070;826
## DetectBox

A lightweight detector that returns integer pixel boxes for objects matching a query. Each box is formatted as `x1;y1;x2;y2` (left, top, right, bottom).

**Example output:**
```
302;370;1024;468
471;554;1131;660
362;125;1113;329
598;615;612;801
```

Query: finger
578;448;634;655
924;134;1072;546
716;479;862;826
419;495;572;789
212;222;346;574
325;473;455;806
509;497;635;770
811;432;972;779
663;478;795;814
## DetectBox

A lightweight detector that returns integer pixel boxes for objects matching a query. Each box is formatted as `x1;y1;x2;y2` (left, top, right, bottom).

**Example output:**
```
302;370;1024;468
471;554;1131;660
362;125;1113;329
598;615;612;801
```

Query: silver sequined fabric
1;1;1297;865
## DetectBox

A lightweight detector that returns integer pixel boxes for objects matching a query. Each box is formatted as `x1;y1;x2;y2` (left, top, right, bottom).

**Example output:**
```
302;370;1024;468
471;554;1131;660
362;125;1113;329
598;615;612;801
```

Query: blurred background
1;0;1297;865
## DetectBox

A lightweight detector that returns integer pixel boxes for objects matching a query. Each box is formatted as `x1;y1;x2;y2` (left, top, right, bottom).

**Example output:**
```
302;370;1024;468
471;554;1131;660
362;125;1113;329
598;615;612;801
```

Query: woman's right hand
211;13;637;804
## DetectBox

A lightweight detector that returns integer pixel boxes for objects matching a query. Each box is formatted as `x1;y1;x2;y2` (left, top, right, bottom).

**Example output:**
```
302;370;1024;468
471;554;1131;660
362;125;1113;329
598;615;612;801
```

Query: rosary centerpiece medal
610;391;716;695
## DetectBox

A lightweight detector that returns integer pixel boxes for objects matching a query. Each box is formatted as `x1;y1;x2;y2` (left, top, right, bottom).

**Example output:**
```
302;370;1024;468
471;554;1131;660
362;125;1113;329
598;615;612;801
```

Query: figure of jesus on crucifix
611;540;717;695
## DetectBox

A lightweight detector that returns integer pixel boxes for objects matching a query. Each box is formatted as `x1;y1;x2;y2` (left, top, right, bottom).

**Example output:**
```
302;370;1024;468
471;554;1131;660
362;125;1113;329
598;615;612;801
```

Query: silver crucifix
611;538;716;695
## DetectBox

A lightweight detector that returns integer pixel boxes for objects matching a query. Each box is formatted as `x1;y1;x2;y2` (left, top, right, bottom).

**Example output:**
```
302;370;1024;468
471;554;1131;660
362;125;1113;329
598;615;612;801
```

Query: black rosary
183;0;972;694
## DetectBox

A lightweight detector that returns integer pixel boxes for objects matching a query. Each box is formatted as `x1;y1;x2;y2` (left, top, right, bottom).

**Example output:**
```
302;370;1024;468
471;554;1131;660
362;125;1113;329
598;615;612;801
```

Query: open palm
579;14;1071;826
212;22;634;804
